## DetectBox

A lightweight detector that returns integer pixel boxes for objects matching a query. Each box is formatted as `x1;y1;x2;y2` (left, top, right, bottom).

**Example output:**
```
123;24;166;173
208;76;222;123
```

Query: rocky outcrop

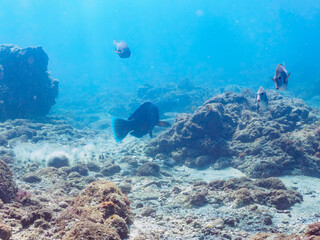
0;44;58;121
145;91;320;178
207;177;302;210
55;180;133;240
0;159;17;203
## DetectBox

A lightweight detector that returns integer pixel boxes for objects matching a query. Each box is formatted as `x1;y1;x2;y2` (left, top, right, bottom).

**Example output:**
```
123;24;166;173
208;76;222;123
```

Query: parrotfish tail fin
113;40;117;45
283;62;285;68
111;118;132;142
157;121;171;127
285;72;291;84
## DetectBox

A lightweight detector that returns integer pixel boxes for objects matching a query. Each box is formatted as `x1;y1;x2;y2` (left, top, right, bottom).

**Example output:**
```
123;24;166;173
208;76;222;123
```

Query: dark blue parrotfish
271;63;291;90
113;40;131;58
111;102;170;142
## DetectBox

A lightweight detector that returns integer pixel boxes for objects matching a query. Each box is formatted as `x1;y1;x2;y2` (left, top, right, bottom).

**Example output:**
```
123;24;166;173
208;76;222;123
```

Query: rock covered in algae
0;44;59;120
0;159;17;203
145;92;320;178
0;222;12;240
56;180;133;240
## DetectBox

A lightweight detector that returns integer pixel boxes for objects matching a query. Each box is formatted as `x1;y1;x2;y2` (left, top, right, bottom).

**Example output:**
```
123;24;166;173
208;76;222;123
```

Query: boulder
0;44;58;120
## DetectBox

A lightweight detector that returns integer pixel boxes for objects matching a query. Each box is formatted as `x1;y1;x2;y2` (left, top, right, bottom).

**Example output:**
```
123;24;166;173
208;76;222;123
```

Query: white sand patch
174;166;246;182
280;175;320;217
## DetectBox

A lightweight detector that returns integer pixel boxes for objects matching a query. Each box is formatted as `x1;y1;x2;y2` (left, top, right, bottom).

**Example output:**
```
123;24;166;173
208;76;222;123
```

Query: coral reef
145;91;320;178
55;180;133;240
0;44;58;121
0;159;17;203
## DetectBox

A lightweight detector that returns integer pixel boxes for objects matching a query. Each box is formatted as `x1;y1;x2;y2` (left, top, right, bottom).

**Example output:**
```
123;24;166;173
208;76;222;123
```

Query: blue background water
0;0;319;109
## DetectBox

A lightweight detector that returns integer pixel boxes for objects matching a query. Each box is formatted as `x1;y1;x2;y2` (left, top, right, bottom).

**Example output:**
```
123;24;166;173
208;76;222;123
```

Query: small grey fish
271;63;291;90
113;40;131;58
256;87;268;111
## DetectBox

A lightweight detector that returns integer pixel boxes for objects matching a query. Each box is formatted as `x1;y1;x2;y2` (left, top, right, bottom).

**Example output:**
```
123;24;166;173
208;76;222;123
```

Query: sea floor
0;119;317;240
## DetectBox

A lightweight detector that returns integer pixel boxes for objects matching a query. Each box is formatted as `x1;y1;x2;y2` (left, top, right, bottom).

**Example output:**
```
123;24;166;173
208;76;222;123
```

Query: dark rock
233;188;254;208
137;162;160;177
269;190;303;210
68;172;82;179
0;135;7;146
21;209;53;228
68;163;89;176
263;216;273;225
22;173;42;183
87;162;101;172
0;154;14;164
188;191;208;207
105;215;129;239
101;164;121;176
118;183;132;194
33;219;50;229
0;160;17;203
0;44;59;120
257;177;287;190
47;152;70;168
120;156;139;168
0;223;12;240
140;206;156;217
306;222;320;236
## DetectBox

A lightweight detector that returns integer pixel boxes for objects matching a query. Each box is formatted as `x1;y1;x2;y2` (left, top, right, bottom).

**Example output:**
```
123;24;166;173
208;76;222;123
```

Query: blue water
0;0;319;106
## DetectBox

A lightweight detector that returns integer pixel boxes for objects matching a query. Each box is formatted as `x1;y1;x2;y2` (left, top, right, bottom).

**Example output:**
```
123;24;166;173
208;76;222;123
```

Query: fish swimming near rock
113;40;131;58
271;63;291;90
111;102;170;142
256;87;268;111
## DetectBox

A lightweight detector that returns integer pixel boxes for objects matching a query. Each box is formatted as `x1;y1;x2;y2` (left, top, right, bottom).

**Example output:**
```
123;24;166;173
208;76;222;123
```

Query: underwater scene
0;1;320;239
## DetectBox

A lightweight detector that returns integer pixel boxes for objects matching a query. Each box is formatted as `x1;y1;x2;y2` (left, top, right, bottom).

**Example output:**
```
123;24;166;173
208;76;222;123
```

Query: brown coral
306;222;320;236
56;180;133;240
